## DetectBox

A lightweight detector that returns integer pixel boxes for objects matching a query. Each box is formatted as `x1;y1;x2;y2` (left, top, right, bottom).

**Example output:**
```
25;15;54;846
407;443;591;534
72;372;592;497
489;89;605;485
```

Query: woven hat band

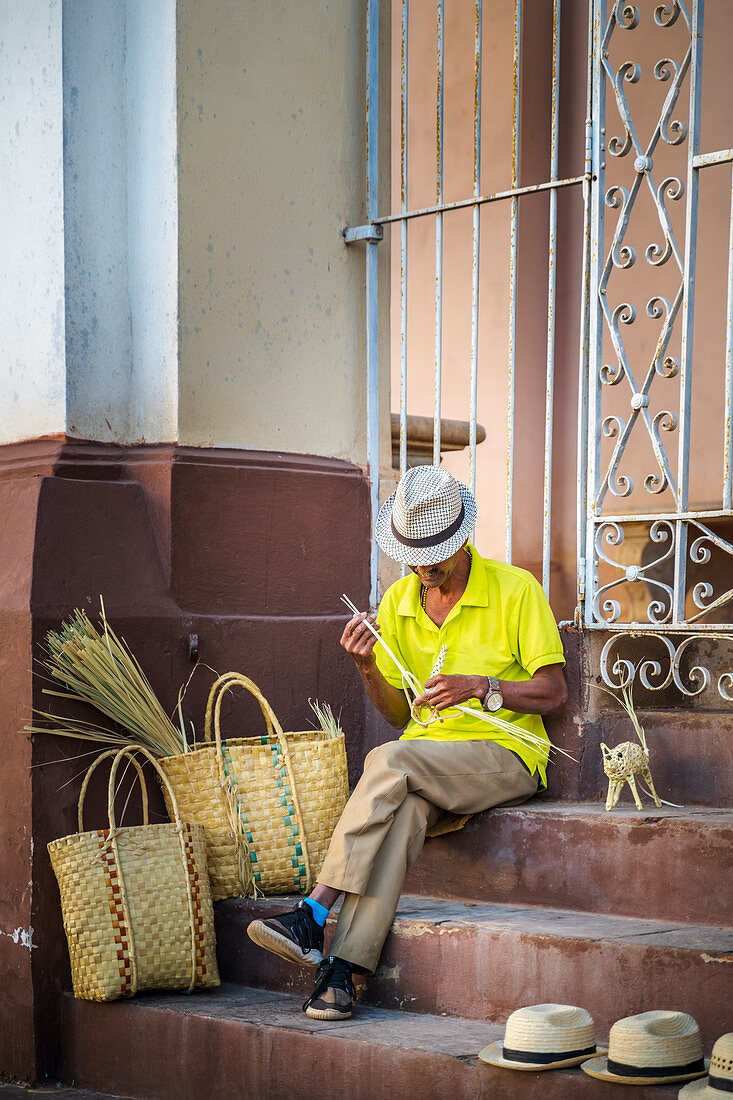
607;1057;705;1078
709;1076;733;1093
503;1044;597;1065
391;502;465;549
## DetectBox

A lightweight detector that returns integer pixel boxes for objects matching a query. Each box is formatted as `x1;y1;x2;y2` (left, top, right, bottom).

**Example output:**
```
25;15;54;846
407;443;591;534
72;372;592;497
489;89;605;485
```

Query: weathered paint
63;0;178;445
0;0;66;446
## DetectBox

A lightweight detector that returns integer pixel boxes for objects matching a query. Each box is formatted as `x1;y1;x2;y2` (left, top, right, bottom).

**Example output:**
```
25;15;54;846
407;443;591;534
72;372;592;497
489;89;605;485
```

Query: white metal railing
346;0;590;607
345;0;733;702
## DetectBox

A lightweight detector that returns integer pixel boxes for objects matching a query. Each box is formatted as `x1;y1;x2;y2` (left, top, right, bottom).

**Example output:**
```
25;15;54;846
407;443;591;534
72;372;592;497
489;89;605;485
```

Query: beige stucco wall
177;0;391;467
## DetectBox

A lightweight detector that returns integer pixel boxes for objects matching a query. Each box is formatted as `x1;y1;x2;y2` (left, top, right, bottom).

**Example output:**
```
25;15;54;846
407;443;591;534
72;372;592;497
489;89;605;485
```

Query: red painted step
403;801;733;924
216;894;733;1040
62;985;687;1100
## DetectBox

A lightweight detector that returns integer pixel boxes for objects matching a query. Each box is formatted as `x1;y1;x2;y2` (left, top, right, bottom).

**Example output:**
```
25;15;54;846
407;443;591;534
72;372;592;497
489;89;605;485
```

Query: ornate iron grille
347;0;733;702
583;0;733;700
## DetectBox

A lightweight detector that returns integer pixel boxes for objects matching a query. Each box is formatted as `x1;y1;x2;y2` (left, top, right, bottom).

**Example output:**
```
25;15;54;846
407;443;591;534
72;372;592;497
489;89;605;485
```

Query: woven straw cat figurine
601;740;661;811
598;683;664;811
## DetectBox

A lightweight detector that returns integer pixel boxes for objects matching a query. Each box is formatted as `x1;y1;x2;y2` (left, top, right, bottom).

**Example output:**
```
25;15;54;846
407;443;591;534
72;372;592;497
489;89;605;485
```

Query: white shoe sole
246;918;323;967
304;1003;352;1021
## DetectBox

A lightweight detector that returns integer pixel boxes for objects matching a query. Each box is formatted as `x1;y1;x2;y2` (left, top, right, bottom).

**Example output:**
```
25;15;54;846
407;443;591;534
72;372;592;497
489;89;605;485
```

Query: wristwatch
482;676;504;713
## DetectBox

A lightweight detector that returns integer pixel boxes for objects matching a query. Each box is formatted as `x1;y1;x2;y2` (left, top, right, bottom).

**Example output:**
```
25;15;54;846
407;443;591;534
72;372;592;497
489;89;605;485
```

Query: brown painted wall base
0;439;370;1082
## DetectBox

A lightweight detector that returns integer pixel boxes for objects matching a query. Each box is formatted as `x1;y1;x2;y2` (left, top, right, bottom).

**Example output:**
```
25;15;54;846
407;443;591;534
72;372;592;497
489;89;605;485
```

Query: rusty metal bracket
342;223;384;244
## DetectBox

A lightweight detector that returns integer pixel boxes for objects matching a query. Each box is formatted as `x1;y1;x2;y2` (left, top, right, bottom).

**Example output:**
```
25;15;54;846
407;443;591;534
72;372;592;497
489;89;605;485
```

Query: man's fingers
415;689;455;710
350;620;379;644
341;611;380;655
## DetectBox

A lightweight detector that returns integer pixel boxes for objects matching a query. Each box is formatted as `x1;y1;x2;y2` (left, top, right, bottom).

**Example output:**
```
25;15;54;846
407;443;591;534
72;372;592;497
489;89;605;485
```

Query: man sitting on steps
247;464;568;1021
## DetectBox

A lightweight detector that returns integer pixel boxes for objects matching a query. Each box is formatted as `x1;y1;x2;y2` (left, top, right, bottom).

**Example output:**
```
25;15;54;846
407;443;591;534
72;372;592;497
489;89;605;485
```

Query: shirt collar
395;544;487;617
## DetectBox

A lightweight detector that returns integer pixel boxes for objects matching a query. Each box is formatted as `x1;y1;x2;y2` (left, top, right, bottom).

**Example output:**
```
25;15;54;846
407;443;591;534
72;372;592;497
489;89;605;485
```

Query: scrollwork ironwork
684;522;733;623
600;632;733;700
592;520;675;624
615;3;640;31
595;1;691;514
654;2;680;29
587;0;732;701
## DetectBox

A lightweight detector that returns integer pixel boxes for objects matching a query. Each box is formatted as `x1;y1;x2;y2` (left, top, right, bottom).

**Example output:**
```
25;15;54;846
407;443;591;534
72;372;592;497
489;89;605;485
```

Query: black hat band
391;502;465;549
607;1056;705;1078
503;1044;597;1065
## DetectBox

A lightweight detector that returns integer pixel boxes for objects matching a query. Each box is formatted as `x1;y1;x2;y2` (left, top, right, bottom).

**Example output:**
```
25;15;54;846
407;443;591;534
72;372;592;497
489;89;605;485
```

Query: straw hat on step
581;1011;708;1086
679;1034;733;1098
479;1004;605;1071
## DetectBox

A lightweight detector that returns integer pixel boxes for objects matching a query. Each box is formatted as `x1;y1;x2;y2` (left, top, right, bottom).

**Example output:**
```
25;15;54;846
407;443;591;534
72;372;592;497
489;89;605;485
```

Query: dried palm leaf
24;601;186;757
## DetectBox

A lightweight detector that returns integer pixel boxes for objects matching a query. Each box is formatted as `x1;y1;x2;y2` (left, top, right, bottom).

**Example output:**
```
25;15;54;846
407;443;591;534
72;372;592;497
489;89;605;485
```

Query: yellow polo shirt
375;545;565;786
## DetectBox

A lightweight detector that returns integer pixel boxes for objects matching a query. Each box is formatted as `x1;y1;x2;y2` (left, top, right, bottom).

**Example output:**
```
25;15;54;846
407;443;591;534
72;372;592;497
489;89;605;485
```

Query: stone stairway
59;799;733;1100
63;986;689;1100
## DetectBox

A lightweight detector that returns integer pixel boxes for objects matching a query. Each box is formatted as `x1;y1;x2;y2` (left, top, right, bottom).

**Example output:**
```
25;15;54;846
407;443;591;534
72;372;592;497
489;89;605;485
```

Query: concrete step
0;1087;131;1100
215;894;733;1040
62;984;686;1100
403;800;733;924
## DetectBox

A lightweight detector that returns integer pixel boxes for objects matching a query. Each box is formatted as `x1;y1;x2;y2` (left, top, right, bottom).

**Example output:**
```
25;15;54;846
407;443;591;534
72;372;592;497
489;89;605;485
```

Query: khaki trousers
316;738;538;973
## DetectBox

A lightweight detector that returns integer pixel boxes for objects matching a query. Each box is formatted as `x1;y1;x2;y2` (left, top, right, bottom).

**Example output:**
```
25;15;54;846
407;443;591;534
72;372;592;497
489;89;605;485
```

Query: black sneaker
303;956;355;1021
246;900;324;967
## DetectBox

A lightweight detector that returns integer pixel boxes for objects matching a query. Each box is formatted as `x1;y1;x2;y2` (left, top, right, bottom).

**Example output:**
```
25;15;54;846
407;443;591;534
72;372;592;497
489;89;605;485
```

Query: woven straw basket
160;673;349;900
48;745;219;1002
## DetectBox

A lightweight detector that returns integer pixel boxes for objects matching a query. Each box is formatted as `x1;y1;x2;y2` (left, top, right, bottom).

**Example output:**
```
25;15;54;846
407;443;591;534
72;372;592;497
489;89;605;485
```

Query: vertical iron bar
724;163;733;509
585;0;605;625
366;0;380;607
469;0;482;499
542;0;561;596
506;0;522;563
673;0;704;624
575;1;594;623
433;0;445;466
399;0;409;578
399;0;409;483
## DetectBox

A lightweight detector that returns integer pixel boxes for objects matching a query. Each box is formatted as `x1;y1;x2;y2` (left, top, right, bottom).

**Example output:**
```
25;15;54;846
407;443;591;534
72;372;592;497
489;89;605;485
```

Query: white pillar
0;0;66;445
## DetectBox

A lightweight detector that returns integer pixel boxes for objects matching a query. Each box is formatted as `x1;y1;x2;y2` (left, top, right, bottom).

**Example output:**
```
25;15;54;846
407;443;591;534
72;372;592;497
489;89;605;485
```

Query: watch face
485;691;503;712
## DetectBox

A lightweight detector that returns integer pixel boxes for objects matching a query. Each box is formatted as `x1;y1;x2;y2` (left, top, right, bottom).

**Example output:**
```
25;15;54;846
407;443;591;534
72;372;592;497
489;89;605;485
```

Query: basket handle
203;672;276;742
106;744;185;834
205;672;313;893
78;749;148;833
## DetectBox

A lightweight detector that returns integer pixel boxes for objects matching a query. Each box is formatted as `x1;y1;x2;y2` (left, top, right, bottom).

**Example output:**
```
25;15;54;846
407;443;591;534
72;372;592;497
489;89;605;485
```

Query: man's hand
340;612;381;669
413;664;568;716
413;674;484;713
340;612;410;729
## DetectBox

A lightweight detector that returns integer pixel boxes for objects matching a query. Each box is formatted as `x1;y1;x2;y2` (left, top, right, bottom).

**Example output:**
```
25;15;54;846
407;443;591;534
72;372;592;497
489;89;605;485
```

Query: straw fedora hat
679;1034;733;1098
581;1011;708;1086
375;465;476;566
479;1004;605;1071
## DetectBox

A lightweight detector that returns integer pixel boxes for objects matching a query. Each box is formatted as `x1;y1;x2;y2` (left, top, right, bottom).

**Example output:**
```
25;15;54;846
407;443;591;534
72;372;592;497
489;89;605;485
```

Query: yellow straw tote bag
160;673;349;899
48;745;219;1002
